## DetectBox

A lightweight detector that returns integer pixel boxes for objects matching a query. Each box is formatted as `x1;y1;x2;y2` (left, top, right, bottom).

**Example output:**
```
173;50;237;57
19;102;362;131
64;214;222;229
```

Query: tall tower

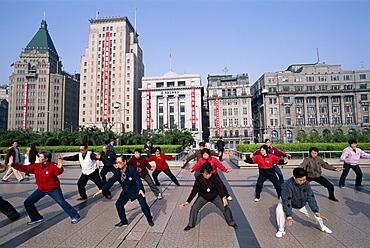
8;20;80;132
79;17;144;133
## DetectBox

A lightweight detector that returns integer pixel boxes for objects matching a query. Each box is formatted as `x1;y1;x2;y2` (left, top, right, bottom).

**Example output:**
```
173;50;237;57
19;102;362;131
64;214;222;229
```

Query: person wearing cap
93;155;154;227
107;139;115;153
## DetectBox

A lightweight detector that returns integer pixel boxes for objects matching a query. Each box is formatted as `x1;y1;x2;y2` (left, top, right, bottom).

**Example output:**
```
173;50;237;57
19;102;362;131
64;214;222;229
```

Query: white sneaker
157;193;162;200
227;196;233;201
254;198;260;202
276;230;286;238
321;226;332;234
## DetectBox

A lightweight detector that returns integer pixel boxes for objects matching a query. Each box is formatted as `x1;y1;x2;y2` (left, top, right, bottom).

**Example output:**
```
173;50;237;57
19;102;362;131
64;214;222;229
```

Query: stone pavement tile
118;240;139;247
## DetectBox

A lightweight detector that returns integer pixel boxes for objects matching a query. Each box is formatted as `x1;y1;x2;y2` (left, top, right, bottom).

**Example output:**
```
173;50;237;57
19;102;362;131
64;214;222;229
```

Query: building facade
79;17;144;133
207;74;253;149
8;20;80;132
251;62;370;143
140;71;204;144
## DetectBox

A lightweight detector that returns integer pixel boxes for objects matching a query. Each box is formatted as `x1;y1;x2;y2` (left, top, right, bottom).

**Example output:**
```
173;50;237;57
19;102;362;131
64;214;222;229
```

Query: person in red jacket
11;151;81;225
129;149;162;199
147;147;180;186
242;145;288;202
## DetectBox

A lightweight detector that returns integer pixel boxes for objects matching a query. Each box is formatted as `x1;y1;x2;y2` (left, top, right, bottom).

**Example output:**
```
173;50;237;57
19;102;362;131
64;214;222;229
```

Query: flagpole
170;49;172;72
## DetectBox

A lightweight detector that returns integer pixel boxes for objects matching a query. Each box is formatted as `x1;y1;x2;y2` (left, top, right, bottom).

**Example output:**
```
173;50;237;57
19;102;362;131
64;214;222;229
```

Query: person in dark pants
251;139;290;185
147;147;180;186
93;155;154;227
0;163;20;221
339;139;370;189
96;145;117;184
128;149;161;199
216;137;225;161
242;145;288;202
299;147;344;201
10;151;80;225
26;143;39;176
107;139;115;153
144;139;154;157
179;162;237;231
183;142;218;178
61;145;111;200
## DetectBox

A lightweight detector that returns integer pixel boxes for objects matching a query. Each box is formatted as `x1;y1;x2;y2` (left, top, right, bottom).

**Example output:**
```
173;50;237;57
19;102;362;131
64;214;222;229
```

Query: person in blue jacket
93;155;154;227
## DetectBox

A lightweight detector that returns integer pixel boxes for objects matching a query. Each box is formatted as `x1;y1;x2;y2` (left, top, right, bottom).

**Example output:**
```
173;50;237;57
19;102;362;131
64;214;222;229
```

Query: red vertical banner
22;81;29;130
103;31;110;122
146;89;151;129
215;97;220;137
191;86;196;128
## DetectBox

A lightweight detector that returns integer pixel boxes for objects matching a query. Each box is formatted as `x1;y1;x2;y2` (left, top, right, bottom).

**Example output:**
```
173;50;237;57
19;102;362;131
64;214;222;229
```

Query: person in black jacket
275;168;332;238
179;162;237;231
93;155;154;227
96;145;117;184
143;139;154;157
0;163;20;221
216;137;225;161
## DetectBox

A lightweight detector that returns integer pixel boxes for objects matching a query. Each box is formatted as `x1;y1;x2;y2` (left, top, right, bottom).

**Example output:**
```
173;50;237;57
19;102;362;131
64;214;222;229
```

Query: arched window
271;130;278;141
235;130;239;137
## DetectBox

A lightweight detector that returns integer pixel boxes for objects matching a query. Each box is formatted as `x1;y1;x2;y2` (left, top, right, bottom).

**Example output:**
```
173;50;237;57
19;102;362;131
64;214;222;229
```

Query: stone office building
79;17;144;133
8;20;80;132
207;74;253;149
251;62;370;143
140;71;204;144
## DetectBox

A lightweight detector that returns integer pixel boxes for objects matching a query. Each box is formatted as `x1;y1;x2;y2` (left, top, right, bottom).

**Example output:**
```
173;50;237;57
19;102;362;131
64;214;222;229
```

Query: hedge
0;145;183;154
236;143;370;153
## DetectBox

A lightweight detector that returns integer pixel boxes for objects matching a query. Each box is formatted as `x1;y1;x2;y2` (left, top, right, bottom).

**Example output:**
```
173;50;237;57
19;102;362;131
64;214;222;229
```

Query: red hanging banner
215;97;220;137
191;86;196;128
146;89;151;129
22;81;29;130
103;31;110;122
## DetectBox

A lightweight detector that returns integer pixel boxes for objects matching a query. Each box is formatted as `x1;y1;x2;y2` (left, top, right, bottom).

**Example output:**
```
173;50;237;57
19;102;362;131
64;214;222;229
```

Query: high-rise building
207;74;253;148
140;71;204;143
8;20;80;132
251;62;370;143
79;17;144;133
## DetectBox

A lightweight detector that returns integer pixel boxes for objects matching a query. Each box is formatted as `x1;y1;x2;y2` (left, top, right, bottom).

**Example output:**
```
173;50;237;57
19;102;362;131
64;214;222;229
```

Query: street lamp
65;122;73;132
113;101;123;134
102;121;107;132
261;88;268;142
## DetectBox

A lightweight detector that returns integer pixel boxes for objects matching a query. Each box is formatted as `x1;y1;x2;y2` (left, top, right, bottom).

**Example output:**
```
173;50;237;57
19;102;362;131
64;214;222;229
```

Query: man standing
339;139;370;189
216;137;225;161
93;155;154;227
107;139;115;153
2;141;24;182
275;168;332;238
96;145;117;184
144;139;154;157
128;149;162;199
61;145;111;200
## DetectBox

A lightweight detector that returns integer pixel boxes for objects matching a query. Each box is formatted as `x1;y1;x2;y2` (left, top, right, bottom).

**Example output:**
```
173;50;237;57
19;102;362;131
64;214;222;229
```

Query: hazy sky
1;0;370;86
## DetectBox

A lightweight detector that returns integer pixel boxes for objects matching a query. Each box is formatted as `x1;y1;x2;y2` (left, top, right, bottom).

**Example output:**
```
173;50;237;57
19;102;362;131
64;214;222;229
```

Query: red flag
10;62;14;67
97;11;100;14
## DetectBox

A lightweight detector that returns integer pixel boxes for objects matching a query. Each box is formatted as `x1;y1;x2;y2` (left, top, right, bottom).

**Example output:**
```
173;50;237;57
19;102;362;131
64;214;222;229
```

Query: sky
1;0;370;87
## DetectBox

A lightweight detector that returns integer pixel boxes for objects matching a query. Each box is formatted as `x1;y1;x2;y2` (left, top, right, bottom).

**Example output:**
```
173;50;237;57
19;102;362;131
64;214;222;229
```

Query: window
228;109;233;116
294;77;302;82
343;75;352;81
306;76;314;82
360;74;366;80
320;118;328;124
234;108;238;115
363;105;369;111
243;108;248;115
360;83;367;89
308;118;316;125
333;106;340;113
320;106;327;113
332;96;340;103
364;116;369;123
285;107;290;114
318;76;326;82
295;86;303;91
243;118;248;125
223;119;227;127
282;86;290;91
332;117;341;124
222;109;227;116
307;85;315;91
296;107;303;114
286;118;291;125
295;97;303;104
167;82;175;87
319;85;327;91
268;87;276;92
319;96;328;103
282;77;289;82
284;97;290;103
331;75;339;81
156;82;164;87
307;97;316;103
361;94;368;101
296;118;304;125
344;106;353;113
344;84;353;90
307;107;315;114
331;84;340;90
269;98;277;104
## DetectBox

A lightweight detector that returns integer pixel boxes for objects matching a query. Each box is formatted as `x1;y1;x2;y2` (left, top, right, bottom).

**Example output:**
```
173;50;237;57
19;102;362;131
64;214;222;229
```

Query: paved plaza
1;159;370;248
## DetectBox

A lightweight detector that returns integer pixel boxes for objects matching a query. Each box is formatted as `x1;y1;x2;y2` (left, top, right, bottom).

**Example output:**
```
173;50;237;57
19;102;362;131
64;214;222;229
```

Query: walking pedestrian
128;149;162;199
242;145;287;202
275;168;332;238
216;137;225;161
179;162;237;231
148;147;180;186
93;155;154;227
10;151;81;225
2;141;24;182
339;139;370;189
299;147;344;201
61;145;111;200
